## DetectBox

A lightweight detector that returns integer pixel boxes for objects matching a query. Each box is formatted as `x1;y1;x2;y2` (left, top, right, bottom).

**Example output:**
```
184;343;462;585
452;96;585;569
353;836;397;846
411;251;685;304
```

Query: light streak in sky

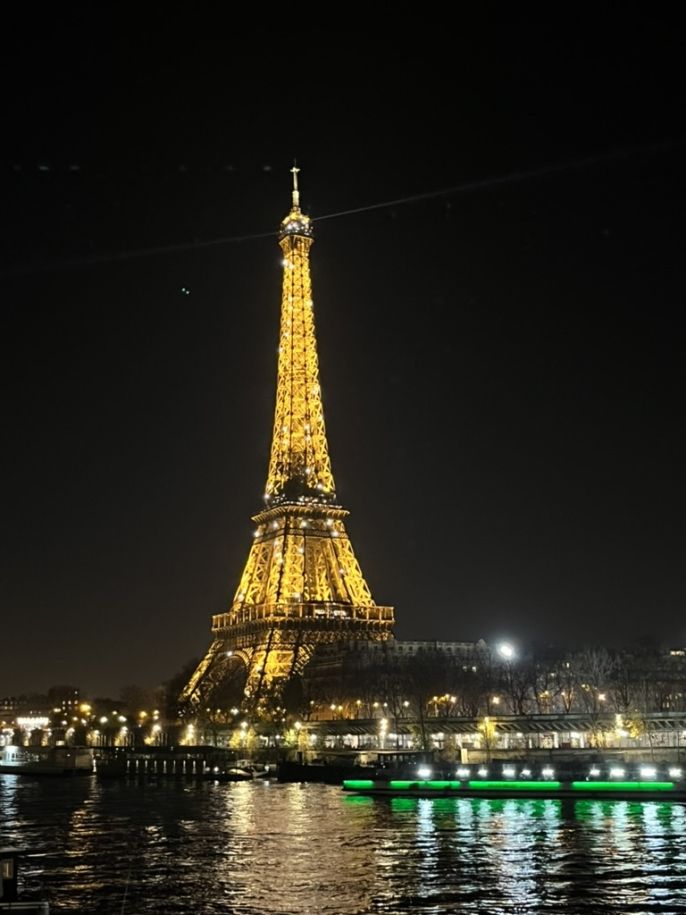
5;139;683;276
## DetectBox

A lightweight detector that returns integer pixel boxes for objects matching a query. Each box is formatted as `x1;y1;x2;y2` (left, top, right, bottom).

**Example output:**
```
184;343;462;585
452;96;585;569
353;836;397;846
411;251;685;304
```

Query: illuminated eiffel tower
181;168;394;707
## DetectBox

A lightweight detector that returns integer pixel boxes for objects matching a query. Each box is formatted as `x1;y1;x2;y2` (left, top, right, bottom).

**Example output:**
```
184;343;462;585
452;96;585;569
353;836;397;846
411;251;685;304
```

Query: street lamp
498;642;515;660
378;718;388;750
496;644;515;716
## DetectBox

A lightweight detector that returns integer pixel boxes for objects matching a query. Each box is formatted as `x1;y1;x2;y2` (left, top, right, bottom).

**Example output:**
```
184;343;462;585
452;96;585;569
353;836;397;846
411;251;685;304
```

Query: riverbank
5;744;683;784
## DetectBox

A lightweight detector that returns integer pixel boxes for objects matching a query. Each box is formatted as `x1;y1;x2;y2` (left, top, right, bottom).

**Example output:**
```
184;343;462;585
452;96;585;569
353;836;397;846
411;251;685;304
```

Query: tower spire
290;162;300;209
269;167;331;502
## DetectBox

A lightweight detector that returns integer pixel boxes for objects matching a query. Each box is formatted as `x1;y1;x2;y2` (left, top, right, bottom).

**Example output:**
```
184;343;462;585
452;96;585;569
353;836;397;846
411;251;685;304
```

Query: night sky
2;17;685;697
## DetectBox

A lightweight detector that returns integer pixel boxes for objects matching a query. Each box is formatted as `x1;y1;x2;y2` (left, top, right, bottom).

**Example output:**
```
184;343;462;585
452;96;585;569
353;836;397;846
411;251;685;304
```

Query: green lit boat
342;761;686;801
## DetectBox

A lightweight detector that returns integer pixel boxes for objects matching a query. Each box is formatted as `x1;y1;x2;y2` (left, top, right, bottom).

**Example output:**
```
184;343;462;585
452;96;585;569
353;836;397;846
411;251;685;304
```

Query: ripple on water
3;777;686;913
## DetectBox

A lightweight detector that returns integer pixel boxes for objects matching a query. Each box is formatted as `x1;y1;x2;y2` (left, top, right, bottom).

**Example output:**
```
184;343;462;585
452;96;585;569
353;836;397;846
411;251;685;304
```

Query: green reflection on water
573;799;681;821
524;799;560;818
390;797;420;812
379;793;686;828
656;801;680;822
342;794;374;806
428;798;459;815
386;795;562;819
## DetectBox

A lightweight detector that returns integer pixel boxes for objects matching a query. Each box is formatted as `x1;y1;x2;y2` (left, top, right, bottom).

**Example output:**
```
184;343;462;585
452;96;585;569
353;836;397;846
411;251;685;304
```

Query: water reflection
2;777;686;913
0;772;20;827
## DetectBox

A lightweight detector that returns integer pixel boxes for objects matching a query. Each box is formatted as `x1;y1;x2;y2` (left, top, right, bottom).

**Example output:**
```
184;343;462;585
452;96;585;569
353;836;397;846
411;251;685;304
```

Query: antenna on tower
290;161;300;209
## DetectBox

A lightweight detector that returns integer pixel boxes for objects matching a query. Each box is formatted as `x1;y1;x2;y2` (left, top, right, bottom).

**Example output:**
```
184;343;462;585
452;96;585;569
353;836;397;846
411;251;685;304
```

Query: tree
529;646;562;713
403;651;446;750
161;657;201;719
478;716;497;762
553;658;577;713
499;652;534;716
576;647;615;715
281;675;309;720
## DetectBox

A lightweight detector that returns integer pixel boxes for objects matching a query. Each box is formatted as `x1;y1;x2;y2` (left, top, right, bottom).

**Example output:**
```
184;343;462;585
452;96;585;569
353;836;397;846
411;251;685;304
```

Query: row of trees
7;644;685;745
298;643;686;722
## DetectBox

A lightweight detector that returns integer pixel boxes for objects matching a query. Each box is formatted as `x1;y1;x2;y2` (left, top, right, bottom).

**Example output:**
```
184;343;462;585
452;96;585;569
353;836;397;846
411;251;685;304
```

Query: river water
2;775;686;914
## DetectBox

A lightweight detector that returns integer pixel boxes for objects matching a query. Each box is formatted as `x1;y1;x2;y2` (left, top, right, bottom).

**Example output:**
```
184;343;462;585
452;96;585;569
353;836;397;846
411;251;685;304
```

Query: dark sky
2;16;685;697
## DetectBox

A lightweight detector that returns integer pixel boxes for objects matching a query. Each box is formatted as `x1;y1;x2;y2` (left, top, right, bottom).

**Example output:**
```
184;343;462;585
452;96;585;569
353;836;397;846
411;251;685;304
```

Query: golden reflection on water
2;778;686;913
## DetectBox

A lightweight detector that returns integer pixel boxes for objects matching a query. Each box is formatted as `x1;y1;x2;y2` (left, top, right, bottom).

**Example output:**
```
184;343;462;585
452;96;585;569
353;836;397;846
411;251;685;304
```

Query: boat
0;745;93;776
342;760;686;801
278;749;425;784
206;760;271;782
277;759;377;784
0;847;49;913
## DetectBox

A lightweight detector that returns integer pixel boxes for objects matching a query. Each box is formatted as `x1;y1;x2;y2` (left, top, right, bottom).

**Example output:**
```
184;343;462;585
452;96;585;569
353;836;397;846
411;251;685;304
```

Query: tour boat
206;760;271;782
342;761;686;801
0;745;93;776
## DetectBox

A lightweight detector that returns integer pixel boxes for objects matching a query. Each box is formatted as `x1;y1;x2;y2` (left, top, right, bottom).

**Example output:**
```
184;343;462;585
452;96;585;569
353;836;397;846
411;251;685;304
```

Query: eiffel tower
181;168;394;708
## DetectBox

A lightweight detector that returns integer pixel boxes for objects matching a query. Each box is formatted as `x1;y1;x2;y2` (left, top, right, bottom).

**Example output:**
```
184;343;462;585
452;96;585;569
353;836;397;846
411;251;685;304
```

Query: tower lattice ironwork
181;168;394;707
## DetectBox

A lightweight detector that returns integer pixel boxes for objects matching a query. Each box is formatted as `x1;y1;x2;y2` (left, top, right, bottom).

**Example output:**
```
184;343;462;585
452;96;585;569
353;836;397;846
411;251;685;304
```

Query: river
2;775;686;913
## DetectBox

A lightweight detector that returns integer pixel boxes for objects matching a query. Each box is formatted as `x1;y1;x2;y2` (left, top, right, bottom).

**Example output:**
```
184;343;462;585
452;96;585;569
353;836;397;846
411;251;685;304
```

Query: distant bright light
669;768;682;779
589;767;601;777
456;767;470;779
640;766;657;779
542;767;555;778
503;766;516;777
16;717;49;729
417;766;432;779
498;643;515;660
610;767;625;778
478;767;488;777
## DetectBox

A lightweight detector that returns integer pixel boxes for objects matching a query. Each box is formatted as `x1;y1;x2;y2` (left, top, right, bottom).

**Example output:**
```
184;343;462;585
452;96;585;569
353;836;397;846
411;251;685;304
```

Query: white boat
0;745;93;776
207;760;271;781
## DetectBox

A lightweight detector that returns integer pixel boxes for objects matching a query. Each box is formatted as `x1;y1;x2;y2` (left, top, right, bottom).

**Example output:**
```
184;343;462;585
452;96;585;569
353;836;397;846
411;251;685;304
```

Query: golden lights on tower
181;167;394;707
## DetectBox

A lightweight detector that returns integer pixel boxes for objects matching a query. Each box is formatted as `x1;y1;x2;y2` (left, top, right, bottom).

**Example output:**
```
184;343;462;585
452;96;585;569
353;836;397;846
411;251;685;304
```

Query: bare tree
576;647;616;715
402;651;446;750
553;657;578;713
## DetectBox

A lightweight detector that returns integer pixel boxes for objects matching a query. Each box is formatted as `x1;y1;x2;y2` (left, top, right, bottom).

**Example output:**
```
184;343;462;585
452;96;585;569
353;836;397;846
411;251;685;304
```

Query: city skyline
2;18;684;696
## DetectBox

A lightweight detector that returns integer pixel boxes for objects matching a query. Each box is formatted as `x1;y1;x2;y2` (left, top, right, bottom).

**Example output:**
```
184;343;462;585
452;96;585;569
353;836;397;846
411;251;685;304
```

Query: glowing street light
498;642;515;660
378;717;388;750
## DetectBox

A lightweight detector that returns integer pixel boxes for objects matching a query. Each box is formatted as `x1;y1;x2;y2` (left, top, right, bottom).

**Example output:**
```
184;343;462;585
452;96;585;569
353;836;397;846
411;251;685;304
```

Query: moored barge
343;760;686;801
